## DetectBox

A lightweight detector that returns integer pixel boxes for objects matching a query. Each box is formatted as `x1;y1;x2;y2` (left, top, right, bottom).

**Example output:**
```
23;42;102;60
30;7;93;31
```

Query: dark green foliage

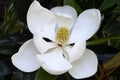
0;0;120;80
64;0;82;14
35;68;58;80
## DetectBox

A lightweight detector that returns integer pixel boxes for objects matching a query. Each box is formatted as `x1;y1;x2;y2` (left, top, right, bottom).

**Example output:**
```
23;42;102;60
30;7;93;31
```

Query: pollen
56;27;70;45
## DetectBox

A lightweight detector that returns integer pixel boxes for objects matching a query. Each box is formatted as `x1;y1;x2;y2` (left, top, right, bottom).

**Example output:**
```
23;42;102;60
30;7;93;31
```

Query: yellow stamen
56;27;70;45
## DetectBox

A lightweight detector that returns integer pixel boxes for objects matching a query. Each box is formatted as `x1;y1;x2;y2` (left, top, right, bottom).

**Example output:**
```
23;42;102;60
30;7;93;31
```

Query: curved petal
51;5;77;30
70;9;101;43
51;5;77;20
36;48;72;75
11;39;40;72
33;33;57;54
69;49;98;79
27;0;57;38
63;41;86;63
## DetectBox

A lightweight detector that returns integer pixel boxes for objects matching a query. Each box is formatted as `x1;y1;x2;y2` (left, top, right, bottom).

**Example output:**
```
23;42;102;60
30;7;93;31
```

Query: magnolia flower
11;0;101;79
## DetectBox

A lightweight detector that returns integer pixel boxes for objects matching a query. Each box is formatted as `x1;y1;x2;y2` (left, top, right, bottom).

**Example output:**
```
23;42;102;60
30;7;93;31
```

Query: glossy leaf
64;0;82;14
14;0;32;24
112;7;120;17
115;0;120;6
103;21;120;35
0;32;31;55
100;0;115;10
87;35;120;45
35;68;58;80
111;67;120;79
14;0;57;24
0;3;22;34
0;44;19;55
51;0;63;6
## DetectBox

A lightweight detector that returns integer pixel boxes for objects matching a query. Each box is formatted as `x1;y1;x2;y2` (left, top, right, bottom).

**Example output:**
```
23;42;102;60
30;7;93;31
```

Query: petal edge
11;39;40;72
70;9;101;43
69;49;98;79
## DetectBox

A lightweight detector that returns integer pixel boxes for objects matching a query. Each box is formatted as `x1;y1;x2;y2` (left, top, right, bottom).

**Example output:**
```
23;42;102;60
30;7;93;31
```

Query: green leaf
0;3;20;34
14;0;58;24
103;21;120;35
64;0;82;14
112;7;120;15
51;0;63;6
115;0;120;6
100;0;115;10
110;39;120;50
0;32;31;55
14;0;31;24
35;68;58;80
87;35;120;45
111;67;120;80
0;44;19;55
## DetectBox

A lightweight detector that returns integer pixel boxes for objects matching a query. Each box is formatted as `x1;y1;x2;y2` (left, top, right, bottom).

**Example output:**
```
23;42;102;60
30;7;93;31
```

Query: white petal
27;0;57;38
63;41;86;63
70;9;101;43
51;5;77;21
69;49;98;79
11;39;40;72
51;6;77;30
33;33;57;54
36;48;72;75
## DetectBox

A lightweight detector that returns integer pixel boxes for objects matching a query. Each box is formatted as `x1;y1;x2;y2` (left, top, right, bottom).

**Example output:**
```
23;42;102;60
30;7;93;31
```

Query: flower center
55;27;70;46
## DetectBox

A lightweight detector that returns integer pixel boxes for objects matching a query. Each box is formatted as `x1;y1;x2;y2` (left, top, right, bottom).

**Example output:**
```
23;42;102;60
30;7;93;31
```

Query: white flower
11;0;101;79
